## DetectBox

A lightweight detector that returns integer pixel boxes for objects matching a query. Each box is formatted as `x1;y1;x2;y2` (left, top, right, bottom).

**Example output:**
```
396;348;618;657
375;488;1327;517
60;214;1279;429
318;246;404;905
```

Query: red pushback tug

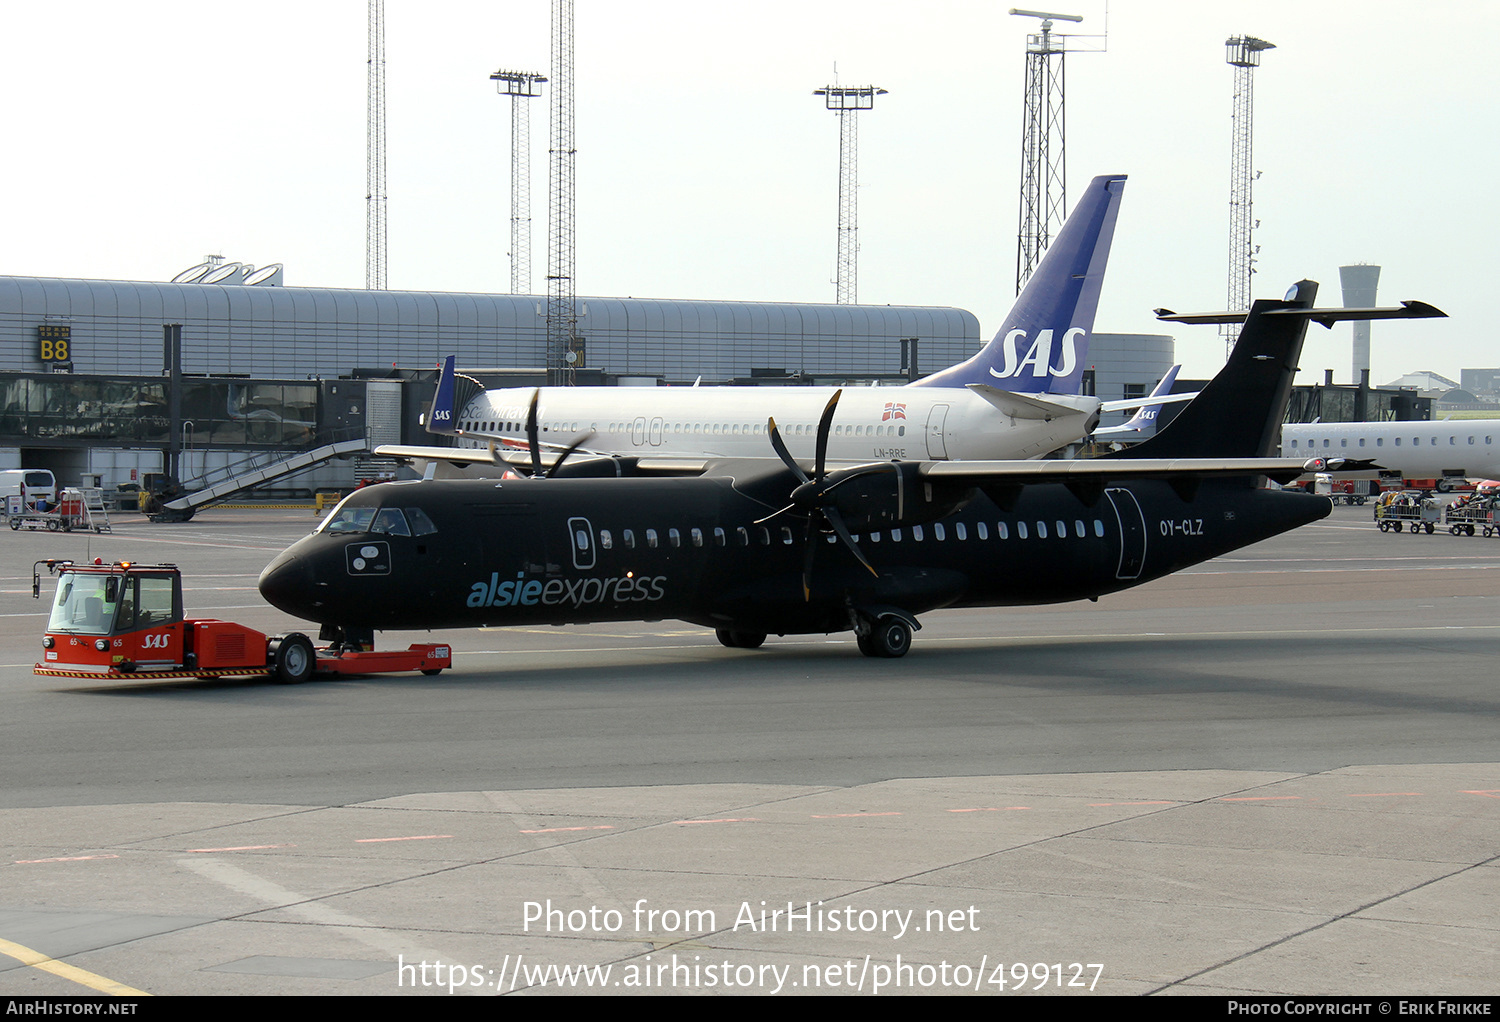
33;559;450;683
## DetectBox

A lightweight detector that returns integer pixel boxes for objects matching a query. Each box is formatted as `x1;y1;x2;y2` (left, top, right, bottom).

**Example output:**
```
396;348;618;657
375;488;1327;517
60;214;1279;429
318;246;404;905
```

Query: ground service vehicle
1444;492;1500;536
34;559;450;682
1373;491;1442;534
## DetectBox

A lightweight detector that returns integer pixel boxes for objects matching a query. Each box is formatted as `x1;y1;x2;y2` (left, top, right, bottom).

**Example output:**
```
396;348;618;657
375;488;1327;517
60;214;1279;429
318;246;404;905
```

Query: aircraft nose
258;550;317;620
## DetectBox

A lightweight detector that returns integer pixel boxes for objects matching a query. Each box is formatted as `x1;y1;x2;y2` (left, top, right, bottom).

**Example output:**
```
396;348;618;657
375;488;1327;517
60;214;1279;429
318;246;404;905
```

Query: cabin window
1017;522;1028;539
1359;438;1366;447
912;525;924;541
781;526;794;545
713;527;725;547
996;522;1009;540
1094;519;1105;538
1394;438;1401;446
1341;439;1348;448
1323;439;1330;448
933;523;945;541
977;522;988;540
868;531;880;542
600;530;613;550
1377;438;1383;447
955;522;967;541
691;527;703;547
736;526;749;547
1036;521;1048;539
646;529;659;549
1469;436;1476;445
668;528;681;548
891;528;902;542
623;529;636;550
1074;520;1085;537
1056;520;1067;537
757;526;771;546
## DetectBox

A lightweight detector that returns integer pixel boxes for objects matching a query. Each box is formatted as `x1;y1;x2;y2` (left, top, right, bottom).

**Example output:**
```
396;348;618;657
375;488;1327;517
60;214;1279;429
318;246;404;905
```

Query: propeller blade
525;390;542;477
545;431;597;478
813;389;842;482
766;416;809;485
823;507;879;578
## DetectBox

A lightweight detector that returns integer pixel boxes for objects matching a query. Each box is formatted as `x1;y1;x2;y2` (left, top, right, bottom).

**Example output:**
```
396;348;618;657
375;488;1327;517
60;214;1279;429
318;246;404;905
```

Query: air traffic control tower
1341;263;1381;385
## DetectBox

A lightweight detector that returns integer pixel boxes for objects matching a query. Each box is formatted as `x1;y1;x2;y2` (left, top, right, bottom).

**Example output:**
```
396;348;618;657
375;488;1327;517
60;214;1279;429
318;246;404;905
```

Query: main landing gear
851;607;920;659
715;628;766;649
712;608;921;658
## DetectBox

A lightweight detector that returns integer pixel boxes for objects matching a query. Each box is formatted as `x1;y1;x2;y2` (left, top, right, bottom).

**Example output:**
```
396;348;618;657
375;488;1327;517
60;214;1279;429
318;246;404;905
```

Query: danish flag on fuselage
910;174;1124;396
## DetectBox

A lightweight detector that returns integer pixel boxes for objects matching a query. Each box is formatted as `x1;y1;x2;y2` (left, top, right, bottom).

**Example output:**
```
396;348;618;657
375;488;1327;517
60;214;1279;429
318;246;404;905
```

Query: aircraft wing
920;456;1316;487
376;443;714;478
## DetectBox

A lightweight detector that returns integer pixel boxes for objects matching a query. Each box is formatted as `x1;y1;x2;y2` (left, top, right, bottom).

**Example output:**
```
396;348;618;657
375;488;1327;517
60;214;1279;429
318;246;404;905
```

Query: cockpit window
371;508;411;536
404;507;438;536
320;505;378;534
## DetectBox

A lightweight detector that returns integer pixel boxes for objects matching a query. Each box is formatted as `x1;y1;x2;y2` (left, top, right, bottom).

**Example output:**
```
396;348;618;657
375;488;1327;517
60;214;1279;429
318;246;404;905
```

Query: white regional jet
385;175;1149;475
1281;419;1500;489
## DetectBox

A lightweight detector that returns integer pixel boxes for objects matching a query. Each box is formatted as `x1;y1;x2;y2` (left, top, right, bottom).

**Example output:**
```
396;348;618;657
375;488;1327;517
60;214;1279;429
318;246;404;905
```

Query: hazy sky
3;1;1494;386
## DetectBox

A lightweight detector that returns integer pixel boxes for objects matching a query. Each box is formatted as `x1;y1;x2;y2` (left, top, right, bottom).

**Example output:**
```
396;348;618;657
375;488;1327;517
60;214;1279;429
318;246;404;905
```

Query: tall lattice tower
814;85;886;305
1225;35;1274;355
547;0;577;384
1012;9;1082;294
491;70;546;295
365;0;387;290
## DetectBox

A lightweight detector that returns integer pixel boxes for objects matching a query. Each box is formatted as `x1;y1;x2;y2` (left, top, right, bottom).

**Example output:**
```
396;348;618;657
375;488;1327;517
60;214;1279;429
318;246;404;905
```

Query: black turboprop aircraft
258;280;1443;659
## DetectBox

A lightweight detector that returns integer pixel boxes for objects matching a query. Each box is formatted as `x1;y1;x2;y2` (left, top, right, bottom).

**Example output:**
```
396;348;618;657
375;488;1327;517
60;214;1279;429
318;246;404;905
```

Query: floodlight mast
814;85;887;305
1224;34;1275;357
490;70;547;296
1011;8;1083;295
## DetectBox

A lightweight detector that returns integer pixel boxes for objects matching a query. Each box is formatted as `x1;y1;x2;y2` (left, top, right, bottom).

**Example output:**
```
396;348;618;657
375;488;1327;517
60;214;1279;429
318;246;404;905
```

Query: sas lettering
990;327;1085;380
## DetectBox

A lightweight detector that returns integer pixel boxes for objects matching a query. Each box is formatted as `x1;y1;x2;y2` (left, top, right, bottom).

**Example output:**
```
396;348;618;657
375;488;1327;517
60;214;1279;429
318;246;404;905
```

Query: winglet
427;355;458;435
910;173;1126;395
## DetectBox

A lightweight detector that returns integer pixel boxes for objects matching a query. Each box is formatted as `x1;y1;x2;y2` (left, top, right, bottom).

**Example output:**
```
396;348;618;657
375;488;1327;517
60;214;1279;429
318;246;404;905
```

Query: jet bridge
148;439;369;522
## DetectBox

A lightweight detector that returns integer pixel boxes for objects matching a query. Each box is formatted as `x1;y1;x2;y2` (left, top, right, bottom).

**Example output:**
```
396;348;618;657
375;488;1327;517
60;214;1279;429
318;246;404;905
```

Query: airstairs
149;439;369;522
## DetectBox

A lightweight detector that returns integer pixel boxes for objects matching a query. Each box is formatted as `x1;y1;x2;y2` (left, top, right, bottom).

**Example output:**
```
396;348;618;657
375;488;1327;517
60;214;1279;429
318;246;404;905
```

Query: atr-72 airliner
256;280;1443;663
380;175;1132;475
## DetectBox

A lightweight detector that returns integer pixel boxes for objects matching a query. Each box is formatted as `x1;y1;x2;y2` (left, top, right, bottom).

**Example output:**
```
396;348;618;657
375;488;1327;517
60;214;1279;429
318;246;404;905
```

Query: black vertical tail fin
1112;281;1318;461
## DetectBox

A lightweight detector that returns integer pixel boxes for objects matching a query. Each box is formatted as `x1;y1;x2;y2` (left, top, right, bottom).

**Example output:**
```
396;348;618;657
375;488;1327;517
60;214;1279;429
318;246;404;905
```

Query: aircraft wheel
868;618;912;659
269;633;315;684
715;628;765;649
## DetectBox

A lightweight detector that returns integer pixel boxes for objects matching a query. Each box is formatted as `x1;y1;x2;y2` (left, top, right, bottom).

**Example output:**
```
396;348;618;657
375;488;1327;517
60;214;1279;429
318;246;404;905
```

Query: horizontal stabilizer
966;384;1092;421
1154;300;1446;328
1099;391;1198;413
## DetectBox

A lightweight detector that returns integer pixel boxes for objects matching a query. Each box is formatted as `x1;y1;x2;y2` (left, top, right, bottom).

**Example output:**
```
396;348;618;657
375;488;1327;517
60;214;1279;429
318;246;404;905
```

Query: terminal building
0;272;1181;497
